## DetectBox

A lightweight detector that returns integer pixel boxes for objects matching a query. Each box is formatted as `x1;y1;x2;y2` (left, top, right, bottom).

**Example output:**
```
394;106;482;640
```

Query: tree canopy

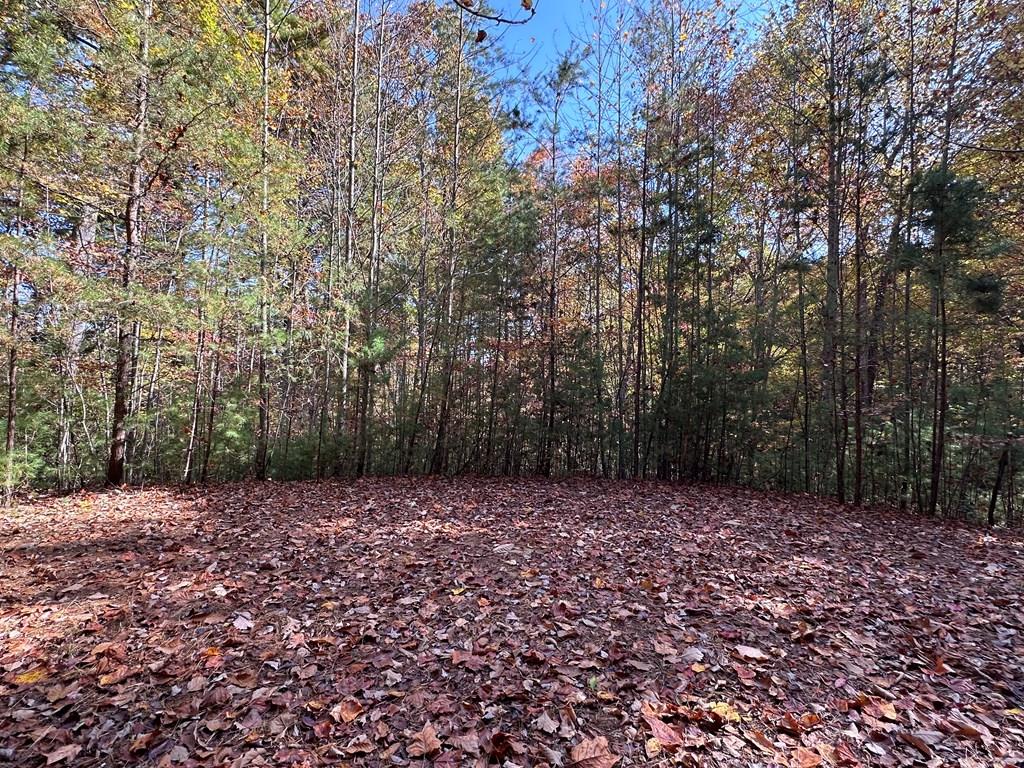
1;0;1022;523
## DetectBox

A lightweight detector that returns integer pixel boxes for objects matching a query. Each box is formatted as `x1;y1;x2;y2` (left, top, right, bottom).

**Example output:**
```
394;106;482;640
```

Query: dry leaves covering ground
2;478;1024;768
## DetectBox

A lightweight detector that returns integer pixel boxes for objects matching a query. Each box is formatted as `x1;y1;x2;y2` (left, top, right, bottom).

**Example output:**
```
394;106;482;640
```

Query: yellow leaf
15;668;47;685
644;737;662;758
709;701;741;722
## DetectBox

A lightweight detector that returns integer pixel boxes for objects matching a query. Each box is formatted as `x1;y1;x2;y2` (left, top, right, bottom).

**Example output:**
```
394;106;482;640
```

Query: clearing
2;478;1023;767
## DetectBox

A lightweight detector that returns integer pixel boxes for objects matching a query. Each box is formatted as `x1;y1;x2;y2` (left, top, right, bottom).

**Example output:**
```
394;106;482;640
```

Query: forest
1;0;1023;519
3;2;1024;765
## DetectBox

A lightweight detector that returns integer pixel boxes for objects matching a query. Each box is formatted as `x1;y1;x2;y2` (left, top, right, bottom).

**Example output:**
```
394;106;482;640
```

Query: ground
2;478;1023;768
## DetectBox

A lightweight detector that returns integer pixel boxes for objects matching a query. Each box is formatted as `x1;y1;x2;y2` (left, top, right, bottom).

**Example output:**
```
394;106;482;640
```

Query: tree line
1;0;1022;523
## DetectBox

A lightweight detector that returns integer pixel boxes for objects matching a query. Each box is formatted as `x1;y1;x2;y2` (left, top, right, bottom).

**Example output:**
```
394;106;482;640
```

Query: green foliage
0;0;1019;526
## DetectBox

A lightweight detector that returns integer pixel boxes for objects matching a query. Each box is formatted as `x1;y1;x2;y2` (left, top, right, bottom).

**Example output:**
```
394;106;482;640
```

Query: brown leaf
653;636;677;656
779;711;821;734
45;745;82;765
897;730;933;757
408;723;442;757
312;719;333;738
642;714;683;747
835;741;862;766
486;730;525;759
865;697;899;722
734;644;769;662
330;697;364;724
744;729;777;755
792;746;823;768
569;736;619;768
451;649;485;670
948;716;990;741
129;733;155;753
343;734;373;755
97;666;134;687
450;732;481;755
169;745;189;763
535;711;559;734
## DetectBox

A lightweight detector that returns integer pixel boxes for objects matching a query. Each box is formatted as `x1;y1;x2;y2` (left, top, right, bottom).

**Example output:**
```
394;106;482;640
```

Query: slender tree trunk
430;5;464;475
4;136;28;504
899;0;917;510
853;86;867;506
614;11;626;479
633;113;651;478
356;0;389;477
988;446;1009;527
788;78;811;492
339;0;361;471
927;0;961;517
823;0;845;503
182;311;206;482
4;265;18;505
201;316;223;484
107;0;151;486
539;85;562;477
593;0;607;476
254;0;272;480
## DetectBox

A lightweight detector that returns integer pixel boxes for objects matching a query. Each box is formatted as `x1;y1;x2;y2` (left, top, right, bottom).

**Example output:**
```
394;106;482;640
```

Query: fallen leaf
708;701;741;723
330;697;364;723
735;645;769;662
169;744;189;763
535;711;559;734
744;729;777;755
45;745;82;765
570;736;619;768
450;731;481;754
408;723;442;757
792;745;823;768
642;714;683;747
344;734;373;755
14;668;47;685
644;737;661;758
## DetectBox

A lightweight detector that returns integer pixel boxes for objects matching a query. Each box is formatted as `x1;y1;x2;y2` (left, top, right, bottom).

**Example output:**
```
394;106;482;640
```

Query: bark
107;0;152;486
927;0;961;517
430;5;464;475
254;0;272;480
4;265;18;505
339;0;361;471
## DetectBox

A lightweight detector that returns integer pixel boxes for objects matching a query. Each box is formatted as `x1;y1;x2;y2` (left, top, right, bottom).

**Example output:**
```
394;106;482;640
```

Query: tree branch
450;0;537;26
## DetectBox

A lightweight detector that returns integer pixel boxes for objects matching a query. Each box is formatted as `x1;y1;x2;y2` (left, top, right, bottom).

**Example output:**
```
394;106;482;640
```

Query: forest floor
2;478;1024;768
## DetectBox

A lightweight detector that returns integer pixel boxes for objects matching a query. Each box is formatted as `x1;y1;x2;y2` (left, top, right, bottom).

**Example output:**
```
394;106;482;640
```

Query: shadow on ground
2;478;1022;767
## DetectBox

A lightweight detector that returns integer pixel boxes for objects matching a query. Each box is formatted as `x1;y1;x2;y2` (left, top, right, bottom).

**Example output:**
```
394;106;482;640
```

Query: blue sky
476;0;776;161
495;1;580;79
485;0;776;82
482;1;600;162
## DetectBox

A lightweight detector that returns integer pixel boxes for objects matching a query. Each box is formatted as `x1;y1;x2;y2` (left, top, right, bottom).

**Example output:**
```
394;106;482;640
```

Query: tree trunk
254;0;272;480
430;5;464;475
927;0;961;517
107;0;151;486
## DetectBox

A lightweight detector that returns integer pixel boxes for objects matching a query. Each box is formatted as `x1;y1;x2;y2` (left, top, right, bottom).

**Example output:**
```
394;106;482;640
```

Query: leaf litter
1;477;1023;767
